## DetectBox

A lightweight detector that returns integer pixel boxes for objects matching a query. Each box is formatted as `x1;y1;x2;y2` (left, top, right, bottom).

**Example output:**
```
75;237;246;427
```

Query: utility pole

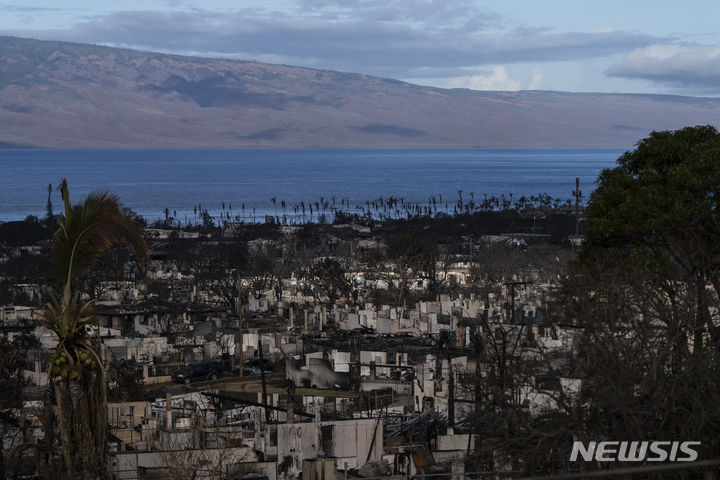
258;339;269;425
236;280;243;377
504;280;534;324
447;345;455;431
286;380;295;424
166;393;173;430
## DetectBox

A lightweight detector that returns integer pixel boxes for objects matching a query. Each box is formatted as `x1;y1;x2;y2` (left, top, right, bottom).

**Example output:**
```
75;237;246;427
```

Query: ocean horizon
0;148;623;223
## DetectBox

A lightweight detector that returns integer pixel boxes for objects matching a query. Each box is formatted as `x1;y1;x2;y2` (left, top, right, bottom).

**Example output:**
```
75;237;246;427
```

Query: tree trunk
696;275;710;349
54;366;108;479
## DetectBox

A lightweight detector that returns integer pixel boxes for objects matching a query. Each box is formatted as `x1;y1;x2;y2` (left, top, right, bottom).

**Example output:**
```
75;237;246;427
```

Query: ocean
0;148;624;223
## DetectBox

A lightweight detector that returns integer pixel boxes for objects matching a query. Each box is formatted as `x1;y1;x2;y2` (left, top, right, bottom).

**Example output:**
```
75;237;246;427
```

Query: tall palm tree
42;179;148;478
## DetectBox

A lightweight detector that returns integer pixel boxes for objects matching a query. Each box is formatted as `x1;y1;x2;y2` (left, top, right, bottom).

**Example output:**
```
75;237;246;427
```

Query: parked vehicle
232;356;275;376
171;360;223;384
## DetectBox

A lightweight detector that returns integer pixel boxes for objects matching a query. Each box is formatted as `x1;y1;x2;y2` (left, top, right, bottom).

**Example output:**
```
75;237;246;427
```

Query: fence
107;459;720;480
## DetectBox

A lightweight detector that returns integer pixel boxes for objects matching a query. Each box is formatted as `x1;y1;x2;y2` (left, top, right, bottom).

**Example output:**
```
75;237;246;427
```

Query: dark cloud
0;8;666;80
607;44;720;91
0;4;74;12
296;0;504;32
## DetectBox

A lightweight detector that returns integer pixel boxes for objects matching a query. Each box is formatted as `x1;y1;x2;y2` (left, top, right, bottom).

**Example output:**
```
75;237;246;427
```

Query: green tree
41;179;147;478
567;126;720;477
583;125;720;349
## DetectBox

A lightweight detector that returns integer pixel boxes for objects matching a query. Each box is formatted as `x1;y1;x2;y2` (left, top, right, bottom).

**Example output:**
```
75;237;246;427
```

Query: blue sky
2;0;720;95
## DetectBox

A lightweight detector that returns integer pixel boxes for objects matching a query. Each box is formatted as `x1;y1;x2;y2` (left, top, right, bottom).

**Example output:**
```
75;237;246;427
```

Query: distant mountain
2;36;720;148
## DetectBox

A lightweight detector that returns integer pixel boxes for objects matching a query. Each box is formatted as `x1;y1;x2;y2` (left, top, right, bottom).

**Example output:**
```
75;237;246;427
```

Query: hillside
2;36;720;148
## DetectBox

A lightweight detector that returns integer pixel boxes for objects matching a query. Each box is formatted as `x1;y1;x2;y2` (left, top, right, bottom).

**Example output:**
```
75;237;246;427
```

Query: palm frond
40;292;96;344
54;179;148;283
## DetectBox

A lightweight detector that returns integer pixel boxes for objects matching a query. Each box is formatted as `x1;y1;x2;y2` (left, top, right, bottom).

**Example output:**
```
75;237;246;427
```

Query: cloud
0;4;75;12
606;44;720;90
296;0;503;31
423;65;547;91
441;66;522;91
0;7;667;82
529;67;545;89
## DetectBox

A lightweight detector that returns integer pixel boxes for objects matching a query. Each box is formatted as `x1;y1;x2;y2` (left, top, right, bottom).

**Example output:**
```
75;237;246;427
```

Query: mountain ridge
2;36;720;148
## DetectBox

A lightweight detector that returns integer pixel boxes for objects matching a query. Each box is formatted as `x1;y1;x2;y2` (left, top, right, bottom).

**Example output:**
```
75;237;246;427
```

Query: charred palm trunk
53;355;108;479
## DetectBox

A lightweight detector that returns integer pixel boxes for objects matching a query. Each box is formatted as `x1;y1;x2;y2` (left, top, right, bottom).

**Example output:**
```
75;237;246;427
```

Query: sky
2;0;720;96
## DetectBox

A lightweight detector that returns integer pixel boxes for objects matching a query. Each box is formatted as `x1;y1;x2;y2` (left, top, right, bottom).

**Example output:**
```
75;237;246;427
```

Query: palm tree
270;197;278;219
42;179;148;478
